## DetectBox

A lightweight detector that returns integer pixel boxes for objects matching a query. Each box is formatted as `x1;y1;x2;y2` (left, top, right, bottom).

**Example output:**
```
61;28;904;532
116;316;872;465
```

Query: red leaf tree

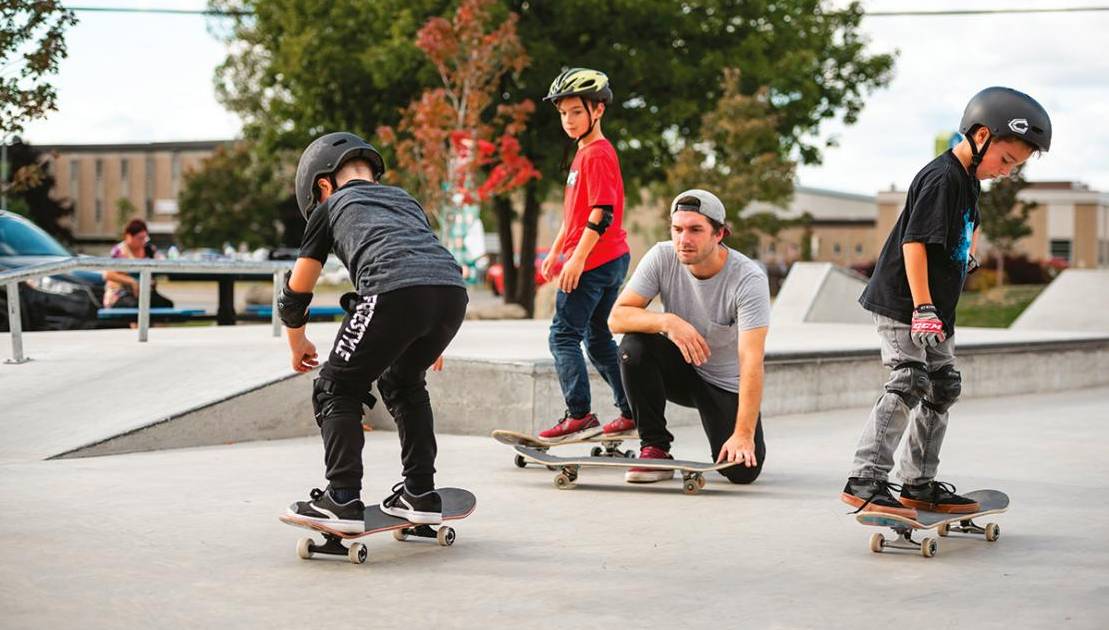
377;0;539;224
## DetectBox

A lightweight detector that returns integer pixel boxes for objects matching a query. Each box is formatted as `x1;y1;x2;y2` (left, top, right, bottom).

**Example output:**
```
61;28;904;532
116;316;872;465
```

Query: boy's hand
558;256;585;293
288;335;319;373
541;253;560;281
431;355;444;372
910;304;946;348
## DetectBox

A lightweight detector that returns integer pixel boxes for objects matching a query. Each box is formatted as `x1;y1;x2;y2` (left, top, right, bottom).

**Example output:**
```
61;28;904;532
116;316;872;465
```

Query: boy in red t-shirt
537;67;634;442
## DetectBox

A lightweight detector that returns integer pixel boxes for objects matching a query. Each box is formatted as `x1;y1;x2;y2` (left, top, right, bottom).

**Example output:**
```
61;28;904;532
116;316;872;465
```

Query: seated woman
102;218;174;309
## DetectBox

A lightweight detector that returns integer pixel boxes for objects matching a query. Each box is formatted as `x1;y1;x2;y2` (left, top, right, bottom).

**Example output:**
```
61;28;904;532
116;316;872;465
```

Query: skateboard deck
515;445;736;494
492;429;639;467
279;487;476;564
855;489;1008;558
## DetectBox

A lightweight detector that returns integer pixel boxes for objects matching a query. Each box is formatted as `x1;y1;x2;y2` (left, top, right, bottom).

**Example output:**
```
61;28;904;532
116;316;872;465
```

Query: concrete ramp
771;262;872;325
1012;269;1109;332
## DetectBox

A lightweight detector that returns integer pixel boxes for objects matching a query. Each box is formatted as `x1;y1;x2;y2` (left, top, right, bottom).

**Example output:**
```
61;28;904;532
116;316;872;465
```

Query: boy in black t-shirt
279;132;468;533
841;88;1052;519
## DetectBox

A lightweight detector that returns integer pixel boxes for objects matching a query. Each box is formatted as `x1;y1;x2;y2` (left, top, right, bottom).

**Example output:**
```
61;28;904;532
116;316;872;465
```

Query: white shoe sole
380;504;443;524
284;509;365;533
624;469;675;483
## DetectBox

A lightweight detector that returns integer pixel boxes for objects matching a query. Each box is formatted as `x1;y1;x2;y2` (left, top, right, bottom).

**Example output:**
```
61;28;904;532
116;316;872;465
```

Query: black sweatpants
313;285;467;494
618;332;766;483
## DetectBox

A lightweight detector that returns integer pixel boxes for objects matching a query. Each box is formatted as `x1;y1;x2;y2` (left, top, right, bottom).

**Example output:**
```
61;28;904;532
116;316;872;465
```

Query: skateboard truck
297;524;458;565
869;526;940;558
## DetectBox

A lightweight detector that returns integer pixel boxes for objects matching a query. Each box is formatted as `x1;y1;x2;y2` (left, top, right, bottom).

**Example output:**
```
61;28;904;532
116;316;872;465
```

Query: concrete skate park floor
1;386;1106;629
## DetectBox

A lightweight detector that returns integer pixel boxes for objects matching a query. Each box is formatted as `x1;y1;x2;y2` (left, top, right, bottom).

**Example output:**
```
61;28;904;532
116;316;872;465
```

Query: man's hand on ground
717;433;757;468
664;314;711;365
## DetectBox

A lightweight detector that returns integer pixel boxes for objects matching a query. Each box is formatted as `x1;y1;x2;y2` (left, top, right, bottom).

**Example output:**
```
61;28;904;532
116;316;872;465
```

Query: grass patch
956;284;1046;328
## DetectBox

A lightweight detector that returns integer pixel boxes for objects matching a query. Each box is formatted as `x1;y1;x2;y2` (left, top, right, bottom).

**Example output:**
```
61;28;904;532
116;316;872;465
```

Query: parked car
0;211;104;332
486;248;561;296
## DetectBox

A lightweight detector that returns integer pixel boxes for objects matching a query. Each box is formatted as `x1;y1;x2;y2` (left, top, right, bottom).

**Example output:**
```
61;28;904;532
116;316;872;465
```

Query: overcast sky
19;0;1109;195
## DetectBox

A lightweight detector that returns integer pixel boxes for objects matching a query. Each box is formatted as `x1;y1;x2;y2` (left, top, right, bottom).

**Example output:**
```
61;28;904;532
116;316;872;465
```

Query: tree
978;171;1036;287
211;0;894;313
666;68;798;255
176;142;288;249
0;1;77;136
0;137;73;241
376;0;539;224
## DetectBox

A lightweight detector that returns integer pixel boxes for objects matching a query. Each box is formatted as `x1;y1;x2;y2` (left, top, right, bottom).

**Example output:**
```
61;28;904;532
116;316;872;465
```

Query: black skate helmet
295;131;385;220
959;87;1051;177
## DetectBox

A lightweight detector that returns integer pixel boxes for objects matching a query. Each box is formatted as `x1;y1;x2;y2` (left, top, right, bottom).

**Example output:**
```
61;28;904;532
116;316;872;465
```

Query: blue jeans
549;253;631;419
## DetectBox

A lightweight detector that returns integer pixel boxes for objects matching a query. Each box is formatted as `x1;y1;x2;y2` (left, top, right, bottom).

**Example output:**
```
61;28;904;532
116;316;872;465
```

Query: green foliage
956;284;1045;327
979;170;1036;287
0;1;77;135
176;143;287;249
666;68;799;256
1;138;73;241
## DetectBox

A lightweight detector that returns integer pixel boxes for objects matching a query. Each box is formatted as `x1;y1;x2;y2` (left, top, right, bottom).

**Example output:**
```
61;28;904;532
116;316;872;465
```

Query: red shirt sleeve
583;151;619;209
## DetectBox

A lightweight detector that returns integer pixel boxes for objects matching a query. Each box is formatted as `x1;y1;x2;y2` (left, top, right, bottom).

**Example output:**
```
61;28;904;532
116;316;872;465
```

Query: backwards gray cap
670;189;729;234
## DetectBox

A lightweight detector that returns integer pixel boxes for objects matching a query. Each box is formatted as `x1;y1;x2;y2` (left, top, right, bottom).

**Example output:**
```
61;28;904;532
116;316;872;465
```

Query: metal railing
1;256;294;364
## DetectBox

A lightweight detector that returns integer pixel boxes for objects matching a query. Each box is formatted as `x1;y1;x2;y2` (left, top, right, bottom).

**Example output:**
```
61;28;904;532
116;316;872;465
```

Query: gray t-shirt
627;241;770;393
300;180;465;296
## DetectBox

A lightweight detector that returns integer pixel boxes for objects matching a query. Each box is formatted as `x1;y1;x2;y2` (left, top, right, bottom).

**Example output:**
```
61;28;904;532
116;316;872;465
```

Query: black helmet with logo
959;88;1051;178
295;132;385;220
544;68;613;105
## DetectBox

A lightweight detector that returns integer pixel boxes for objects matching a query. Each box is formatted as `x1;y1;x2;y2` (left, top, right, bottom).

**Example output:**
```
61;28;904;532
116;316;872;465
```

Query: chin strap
966;126;992;179
560;100;599;173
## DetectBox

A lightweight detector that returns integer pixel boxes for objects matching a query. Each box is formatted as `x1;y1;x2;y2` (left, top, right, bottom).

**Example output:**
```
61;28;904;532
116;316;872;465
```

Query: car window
0;215;71;257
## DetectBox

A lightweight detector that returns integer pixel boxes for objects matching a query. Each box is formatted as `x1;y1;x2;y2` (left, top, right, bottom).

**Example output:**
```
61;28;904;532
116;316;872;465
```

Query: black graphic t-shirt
859;150;980;336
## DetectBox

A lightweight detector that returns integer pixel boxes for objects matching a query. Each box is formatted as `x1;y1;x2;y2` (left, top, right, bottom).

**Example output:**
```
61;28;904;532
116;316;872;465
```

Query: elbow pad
586;205;614;235
278;270;313;329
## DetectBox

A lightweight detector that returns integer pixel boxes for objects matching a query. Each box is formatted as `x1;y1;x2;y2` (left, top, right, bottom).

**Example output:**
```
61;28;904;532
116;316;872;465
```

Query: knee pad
312;377;373;427
924;364;961;413
885;362;929;409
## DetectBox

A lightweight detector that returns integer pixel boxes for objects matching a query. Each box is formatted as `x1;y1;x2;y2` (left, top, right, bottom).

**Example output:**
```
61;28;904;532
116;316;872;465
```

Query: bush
978;254;1052;285
964;268;1000;292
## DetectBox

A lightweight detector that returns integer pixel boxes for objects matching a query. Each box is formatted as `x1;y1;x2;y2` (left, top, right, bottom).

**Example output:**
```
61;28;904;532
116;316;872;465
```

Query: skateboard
514;445;736;495
855;489;1008;558
279;487;476;564
492;429;639;468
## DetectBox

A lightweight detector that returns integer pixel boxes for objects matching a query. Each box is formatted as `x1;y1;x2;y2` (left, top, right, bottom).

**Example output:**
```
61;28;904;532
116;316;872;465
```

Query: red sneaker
537;412;602;443
625;445;675;483
602;415;636;436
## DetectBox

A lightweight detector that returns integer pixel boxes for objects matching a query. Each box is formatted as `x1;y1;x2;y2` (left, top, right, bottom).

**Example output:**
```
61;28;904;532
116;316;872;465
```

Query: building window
171;153;181;196
94;159;104;225
1050;239;1072;262
120;159;130;198
69;159;79;201
145;156;155;218
833;242;841;255
855;243;863;254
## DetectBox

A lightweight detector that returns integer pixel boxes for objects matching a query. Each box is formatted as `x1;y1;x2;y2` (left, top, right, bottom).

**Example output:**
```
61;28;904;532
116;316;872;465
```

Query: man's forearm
608;306;671;335
734;366;764;438
902;243;933;306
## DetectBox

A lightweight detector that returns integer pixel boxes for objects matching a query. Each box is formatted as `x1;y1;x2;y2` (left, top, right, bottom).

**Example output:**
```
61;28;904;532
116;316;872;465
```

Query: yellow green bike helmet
544;67;613;104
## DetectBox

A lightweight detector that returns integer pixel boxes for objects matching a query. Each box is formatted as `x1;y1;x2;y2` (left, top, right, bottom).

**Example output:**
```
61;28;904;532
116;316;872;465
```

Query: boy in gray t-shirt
609;190;771;484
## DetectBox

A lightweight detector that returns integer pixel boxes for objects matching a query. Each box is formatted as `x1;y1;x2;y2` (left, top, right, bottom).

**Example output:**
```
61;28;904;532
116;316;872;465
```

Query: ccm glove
910;304;946;349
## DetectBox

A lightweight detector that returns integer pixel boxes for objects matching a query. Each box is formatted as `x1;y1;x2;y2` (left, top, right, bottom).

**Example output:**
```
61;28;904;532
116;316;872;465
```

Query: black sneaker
286;488;365;533
380;482;442;524
900;480;981;514
841;477;918;519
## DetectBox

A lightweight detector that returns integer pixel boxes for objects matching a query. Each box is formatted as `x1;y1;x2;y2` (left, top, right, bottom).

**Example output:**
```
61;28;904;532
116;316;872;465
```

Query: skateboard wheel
514;454;527;469
437;526;456;547
591;446;602;457
554;474;575;490
624;450;635;458
921;537;938;558
985;522;1000;542
869;532;885;553
937;523;949;537
296;537;314;560
682;479;699;495
393;528;409;542
348;542;368;564
696;475;706;489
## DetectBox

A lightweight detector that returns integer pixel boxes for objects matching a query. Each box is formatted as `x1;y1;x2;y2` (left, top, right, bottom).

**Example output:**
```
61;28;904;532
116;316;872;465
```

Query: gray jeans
850;314;958;485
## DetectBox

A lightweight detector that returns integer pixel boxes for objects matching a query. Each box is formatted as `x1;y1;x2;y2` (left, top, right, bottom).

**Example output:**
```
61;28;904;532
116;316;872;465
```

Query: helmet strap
967;127;991;179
